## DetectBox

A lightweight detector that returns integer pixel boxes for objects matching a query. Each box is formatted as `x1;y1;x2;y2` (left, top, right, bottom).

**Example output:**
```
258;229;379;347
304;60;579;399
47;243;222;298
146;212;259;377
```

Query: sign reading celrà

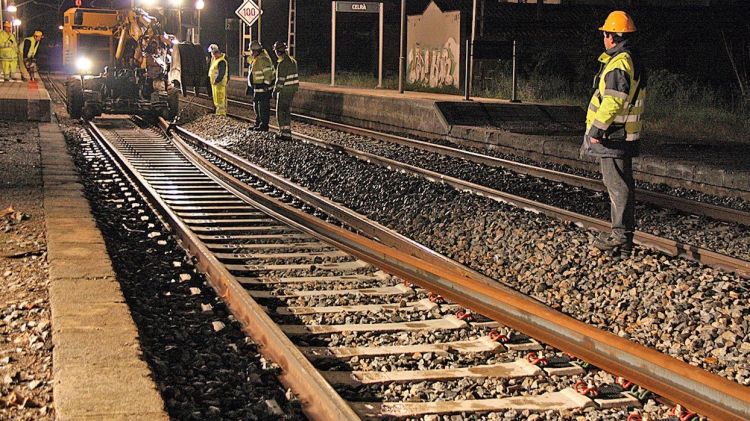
335;1;380;13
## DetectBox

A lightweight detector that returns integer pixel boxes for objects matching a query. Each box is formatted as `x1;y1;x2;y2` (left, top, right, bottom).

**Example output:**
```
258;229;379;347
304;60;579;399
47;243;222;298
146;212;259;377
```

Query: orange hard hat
3;21;11;28
599;11;637;33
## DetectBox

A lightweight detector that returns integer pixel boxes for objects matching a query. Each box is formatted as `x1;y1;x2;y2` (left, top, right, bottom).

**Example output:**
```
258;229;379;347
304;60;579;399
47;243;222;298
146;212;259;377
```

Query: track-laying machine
63;6;206;120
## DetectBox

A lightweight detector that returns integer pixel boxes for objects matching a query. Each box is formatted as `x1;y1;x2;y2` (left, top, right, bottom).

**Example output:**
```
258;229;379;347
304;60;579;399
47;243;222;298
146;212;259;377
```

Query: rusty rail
208;92;750;227
171;123;750;420
86;118;361;421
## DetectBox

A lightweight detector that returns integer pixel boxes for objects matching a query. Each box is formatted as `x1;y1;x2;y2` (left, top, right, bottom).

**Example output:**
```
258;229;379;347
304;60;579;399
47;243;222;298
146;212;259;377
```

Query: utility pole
398;0;405;93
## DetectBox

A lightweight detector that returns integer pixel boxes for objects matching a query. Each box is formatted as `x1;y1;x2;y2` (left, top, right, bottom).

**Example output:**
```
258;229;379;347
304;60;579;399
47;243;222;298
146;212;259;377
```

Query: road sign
235;0;262;27
335;1;381;13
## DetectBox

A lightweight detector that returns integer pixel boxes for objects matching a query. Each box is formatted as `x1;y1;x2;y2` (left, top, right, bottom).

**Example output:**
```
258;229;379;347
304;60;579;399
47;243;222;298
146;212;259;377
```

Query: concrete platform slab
39;113;167;419
0;80;51;121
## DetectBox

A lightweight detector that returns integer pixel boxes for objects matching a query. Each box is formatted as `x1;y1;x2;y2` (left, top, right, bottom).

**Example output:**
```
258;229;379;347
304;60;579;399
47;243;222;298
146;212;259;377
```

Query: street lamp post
194;0;204;44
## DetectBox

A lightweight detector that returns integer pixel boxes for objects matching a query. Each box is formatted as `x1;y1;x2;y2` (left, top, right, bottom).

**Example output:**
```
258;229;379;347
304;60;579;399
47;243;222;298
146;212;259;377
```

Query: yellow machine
62;6;205;120
62;7;117;74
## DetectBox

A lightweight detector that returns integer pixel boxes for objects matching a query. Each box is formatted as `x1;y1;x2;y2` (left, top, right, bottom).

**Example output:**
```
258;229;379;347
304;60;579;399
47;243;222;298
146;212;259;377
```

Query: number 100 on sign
235;0;262;27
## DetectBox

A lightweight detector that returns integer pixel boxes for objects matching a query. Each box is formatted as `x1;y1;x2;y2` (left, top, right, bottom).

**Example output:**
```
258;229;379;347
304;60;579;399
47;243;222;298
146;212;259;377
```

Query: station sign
335;1;381;13
235;0;262;27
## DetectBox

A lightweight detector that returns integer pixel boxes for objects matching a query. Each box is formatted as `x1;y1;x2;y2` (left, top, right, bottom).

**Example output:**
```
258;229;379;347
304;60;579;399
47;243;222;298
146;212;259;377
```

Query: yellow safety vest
19;36;39;59
0;31;17;60
248;51;274;92
274;55;299;94
586;49;646;142
208;54;227;87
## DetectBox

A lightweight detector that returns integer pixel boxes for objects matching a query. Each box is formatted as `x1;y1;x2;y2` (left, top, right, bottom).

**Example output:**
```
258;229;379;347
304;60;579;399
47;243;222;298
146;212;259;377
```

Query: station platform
0;80;51;122
225;77;750;200
0;78;167;419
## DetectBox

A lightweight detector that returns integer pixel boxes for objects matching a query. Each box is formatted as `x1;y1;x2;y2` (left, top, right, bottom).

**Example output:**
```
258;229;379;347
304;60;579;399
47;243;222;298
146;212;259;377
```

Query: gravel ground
179;94;750;213
184;115;750;387
61;121;305;420
0;121;54;420
303;127;749;260
180;99;750;260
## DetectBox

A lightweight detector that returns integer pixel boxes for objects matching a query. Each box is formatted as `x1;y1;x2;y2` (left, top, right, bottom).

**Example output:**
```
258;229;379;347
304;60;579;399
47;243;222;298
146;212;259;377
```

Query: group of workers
205;9;644;257
208;39;298;141
0;22;42;82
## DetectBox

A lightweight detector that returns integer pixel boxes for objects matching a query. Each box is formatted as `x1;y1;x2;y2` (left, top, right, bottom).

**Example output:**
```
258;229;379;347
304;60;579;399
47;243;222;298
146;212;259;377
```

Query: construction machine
63;6;206;120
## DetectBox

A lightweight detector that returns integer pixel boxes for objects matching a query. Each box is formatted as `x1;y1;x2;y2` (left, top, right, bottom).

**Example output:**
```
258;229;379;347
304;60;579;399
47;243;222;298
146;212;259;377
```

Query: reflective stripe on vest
585;51;645;142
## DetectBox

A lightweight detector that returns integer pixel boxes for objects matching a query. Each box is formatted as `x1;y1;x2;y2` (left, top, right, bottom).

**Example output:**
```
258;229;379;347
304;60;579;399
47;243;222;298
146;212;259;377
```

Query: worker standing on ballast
0;21;18;82
19;30;42;81
208;43;228;116
272;41;298;140
581;11;647;257
246;41;275;132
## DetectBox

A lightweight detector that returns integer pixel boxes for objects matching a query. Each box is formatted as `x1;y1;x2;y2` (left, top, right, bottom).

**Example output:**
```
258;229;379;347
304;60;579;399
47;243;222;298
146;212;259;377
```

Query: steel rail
168;122;750;420
86;118;361;421
173;108;750;278
192;91;750;227
286;130;750;278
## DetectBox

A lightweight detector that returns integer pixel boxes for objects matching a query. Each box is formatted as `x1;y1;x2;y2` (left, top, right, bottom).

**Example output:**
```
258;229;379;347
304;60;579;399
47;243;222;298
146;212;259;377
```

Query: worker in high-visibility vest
245;41;275;131
19;30;43;81
207;43;228;116
0;21;18;82
272;41;298;140
581;11;647;256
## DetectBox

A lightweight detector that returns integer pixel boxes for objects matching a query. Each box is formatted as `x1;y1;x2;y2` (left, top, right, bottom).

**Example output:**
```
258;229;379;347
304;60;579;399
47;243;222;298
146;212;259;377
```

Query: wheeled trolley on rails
62;6;206;120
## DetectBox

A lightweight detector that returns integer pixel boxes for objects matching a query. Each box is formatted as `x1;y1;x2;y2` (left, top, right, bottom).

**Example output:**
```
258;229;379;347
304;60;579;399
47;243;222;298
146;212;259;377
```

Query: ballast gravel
63;125;305;420
306;128;749;260
184;115;750;387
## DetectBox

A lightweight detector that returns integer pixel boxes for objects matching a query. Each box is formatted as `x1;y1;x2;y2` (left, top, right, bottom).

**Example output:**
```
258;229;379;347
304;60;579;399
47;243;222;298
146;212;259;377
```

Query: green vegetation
302;68;750;145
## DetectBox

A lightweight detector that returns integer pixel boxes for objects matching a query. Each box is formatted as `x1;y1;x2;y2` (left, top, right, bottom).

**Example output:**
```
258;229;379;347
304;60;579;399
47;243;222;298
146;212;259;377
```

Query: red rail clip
671;405;697;421
456;310;474;321
626;412;642;421
488;329;509;343
428;292;444;303
574;380;599;398
526;351;549;367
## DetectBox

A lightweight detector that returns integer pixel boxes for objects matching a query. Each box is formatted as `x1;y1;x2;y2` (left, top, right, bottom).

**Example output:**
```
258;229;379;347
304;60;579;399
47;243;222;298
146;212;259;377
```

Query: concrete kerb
39;115;168;420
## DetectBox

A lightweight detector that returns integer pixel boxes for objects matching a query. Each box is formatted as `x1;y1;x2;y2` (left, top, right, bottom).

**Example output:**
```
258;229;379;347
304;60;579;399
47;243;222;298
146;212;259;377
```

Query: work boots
593;232;633;256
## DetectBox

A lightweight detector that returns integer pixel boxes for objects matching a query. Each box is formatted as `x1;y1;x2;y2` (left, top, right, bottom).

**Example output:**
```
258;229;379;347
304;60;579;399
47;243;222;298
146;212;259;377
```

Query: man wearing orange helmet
581;11;647;256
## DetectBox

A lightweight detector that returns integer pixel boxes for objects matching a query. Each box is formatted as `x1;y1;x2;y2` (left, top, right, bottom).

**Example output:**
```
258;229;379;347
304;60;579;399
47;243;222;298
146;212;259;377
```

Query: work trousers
211;84;227;116
20;58;37;81
600;156;635;242
253;91;271;129
1;59;16;80
276;91;295;135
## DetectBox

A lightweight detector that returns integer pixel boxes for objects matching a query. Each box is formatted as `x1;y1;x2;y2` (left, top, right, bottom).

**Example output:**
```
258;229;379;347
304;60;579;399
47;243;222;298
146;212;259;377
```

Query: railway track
186;90;750;227
45;76;750;419
177;94;750;278
74;114;747;420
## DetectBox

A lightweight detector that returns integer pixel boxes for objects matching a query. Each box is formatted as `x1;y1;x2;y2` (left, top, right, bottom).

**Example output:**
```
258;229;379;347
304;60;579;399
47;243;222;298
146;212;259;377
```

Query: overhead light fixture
170;0;183;6
7;4;17;13
195;0;205;10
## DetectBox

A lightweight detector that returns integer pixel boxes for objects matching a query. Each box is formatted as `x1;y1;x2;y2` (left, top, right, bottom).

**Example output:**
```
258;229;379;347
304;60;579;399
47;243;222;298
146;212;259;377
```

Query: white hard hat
208;44;220;53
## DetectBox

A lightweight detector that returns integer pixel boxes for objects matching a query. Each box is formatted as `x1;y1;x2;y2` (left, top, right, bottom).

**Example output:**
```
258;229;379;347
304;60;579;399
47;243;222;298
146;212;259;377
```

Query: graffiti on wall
408;38;458;88
407;1;461;89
